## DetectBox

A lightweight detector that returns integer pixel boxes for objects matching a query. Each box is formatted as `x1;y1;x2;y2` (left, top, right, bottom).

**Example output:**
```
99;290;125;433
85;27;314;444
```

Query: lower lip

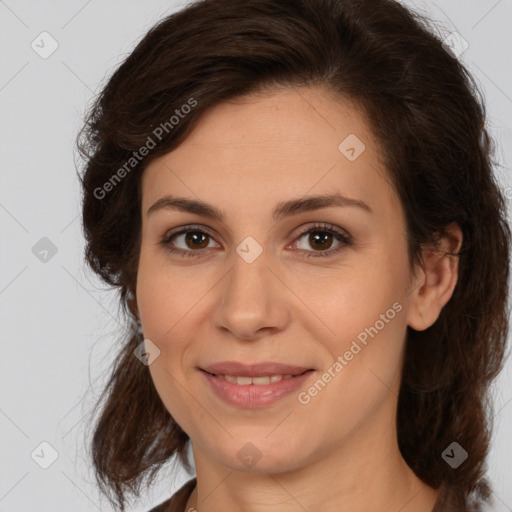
200;370;314;408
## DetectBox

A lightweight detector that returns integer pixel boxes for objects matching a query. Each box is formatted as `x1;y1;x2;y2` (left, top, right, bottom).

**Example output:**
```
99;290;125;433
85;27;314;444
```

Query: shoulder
147;477;197;512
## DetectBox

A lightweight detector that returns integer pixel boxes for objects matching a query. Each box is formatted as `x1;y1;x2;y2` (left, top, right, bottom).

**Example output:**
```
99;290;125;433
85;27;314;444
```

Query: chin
204;434;310;474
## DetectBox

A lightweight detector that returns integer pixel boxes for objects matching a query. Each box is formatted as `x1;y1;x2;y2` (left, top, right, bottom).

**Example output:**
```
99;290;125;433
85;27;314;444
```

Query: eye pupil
310;231;332;250
185;231;209;249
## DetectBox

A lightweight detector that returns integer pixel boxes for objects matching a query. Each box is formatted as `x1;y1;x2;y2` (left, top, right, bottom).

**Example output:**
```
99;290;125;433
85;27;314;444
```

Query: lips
198;361;316;408
200;361;313;378
200;364;315;408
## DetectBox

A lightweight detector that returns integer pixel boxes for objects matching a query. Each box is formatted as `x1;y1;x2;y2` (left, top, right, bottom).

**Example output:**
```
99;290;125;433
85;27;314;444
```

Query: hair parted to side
77;0;511;510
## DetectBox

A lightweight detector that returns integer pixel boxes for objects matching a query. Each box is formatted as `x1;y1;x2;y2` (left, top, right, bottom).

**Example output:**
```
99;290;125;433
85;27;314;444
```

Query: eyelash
159;223;353;259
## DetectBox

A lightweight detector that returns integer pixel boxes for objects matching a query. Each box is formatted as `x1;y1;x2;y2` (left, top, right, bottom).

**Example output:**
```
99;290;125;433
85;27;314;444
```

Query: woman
77;0;511;510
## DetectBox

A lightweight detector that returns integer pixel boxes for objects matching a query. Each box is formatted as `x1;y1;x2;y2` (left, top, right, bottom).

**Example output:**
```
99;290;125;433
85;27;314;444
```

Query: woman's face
136;86;426;474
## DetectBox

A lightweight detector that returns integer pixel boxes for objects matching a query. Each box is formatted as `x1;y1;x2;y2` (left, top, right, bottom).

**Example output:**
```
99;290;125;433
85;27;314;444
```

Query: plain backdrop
1;1;511;511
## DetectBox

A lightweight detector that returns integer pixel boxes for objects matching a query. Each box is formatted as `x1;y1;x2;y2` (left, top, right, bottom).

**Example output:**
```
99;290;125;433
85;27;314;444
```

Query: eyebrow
147;192;372;222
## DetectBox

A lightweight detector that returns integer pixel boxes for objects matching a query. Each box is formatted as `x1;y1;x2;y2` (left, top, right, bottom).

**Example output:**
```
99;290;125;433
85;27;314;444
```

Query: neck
184;406;439;512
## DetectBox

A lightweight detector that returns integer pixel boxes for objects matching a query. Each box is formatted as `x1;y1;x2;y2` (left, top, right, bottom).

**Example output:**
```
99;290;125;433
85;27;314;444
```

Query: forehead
161;87;377;163
141;86;400;224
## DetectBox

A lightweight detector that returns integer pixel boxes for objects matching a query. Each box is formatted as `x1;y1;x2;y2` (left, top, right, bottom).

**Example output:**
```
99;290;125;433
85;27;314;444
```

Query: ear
406;222;463;331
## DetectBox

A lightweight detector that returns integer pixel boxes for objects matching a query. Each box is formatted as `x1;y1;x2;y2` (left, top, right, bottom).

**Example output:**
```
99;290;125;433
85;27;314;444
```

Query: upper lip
200;361;314;377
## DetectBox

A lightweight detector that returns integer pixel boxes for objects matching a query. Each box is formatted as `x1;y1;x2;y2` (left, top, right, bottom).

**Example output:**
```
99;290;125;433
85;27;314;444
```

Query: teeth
246;376;268;385
217;374;294;385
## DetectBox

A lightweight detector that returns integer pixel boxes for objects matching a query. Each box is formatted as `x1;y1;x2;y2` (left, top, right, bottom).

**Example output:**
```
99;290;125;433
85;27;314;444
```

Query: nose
211;246;290;341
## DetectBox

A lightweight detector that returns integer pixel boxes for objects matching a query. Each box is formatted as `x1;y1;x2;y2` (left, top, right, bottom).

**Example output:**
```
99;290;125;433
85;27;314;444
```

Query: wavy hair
77;0;511;509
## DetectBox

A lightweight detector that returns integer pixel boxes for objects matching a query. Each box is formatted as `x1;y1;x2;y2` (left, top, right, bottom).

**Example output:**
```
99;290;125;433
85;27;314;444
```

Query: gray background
1;1;511;510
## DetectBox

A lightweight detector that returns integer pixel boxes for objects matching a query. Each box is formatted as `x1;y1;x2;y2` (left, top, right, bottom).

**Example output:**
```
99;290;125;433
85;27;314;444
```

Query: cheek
147;357;197;439
135;248;195;339
135;251;204;381
136;261;198;430
298;257;407;394
295;258;402;337
304;298;406;443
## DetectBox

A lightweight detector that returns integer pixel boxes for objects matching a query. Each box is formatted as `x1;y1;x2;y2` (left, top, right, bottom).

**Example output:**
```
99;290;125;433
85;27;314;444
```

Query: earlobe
406;223;463;331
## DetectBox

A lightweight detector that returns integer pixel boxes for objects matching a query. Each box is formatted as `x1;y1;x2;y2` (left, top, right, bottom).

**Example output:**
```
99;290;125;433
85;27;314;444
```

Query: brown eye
307;231;334;251
183;231;210;250
292;223;352;258
160;226;219;257
160;223;352;259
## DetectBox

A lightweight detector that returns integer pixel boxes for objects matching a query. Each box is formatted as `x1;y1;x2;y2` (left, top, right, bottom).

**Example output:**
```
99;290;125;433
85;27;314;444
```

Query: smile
200;369;315;408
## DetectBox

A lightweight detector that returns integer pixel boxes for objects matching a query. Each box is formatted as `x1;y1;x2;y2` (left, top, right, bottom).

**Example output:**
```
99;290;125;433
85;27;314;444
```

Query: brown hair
77;0;511;510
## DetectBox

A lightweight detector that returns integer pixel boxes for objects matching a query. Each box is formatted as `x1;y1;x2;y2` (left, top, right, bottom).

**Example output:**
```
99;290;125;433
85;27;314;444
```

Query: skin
135;86;462;512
